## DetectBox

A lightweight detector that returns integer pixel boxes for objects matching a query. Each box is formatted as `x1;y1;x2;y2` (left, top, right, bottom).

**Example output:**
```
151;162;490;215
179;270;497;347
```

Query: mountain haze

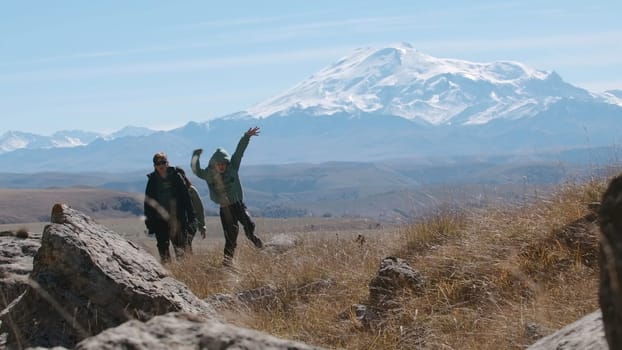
1;43;621;172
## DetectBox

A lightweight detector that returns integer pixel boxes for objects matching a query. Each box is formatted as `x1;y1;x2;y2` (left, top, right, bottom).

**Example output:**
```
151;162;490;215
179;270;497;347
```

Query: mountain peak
106;126;155;139
245;43;578;124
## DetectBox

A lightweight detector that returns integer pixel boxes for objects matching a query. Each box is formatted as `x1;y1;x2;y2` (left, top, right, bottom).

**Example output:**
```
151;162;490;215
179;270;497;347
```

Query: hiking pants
155;224;188;262
219;201;261;259
170;227;189;258
154;230;171;263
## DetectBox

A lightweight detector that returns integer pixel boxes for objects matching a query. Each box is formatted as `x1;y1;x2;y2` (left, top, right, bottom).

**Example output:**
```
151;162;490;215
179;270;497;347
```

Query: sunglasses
154;160;168;166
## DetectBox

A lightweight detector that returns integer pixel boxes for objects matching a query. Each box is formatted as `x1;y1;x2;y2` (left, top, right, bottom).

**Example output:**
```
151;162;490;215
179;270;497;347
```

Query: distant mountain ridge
0;130;97;154
1;42;621;172
0;154;609;221
0;126;155;154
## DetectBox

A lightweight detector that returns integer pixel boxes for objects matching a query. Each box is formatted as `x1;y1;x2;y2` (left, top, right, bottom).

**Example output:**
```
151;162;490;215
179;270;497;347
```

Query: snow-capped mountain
0;130;99;154
0;131;51;154
2;43;621;172
246;42;598;125
0;127;155;154
50;130;102;147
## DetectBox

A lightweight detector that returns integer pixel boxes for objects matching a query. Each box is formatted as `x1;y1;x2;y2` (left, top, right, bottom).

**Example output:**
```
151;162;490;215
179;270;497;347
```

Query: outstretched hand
193;148;203;155
245;126;260;137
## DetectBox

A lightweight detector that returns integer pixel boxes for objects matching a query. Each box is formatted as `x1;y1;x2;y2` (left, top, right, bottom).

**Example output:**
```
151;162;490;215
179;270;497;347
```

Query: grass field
166;180;603;349
0;178;607;349
0;214;391;258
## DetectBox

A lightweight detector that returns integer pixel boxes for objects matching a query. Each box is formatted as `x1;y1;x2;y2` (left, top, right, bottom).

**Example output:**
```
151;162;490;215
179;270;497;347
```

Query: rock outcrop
0;231;40;309
599;173;622;349
526;310;607;350
0;204;215;349
263;234;301;254
346;256;425;329
368;256;425;308
0;204;323;350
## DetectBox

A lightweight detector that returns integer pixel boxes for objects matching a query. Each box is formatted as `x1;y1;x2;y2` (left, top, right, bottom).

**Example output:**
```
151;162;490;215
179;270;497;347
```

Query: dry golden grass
168;179;606;349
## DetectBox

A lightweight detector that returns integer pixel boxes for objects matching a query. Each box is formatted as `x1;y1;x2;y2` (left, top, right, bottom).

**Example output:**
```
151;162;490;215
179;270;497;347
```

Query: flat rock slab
74;312;325;350
527;310;607;350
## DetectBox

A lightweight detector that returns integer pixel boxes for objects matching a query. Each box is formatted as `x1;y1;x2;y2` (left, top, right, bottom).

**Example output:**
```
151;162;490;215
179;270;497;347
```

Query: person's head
152;152;168;175
210;148;230;174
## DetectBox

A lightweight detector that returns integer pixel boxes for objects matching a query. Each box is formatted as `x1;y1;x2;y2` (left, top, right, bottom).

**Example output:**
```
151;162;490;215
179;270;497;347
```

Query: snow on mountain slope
0;131;56;153
1;132;28;153
600;90;622;106
0;127;155;154
246;42;592;125
51;130;102;147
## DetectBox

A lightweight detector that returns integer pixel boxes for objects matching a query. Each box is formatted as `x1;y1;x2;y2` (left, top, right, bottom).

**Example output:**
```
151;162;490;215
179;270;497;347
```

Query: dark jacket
144;167;196;234
191;133;250;206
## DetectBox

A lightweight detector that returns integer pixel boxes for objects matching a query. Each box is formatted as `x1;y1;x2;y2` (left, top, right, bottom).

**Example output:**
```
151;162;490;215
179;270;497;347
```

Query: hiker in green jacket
191;127;263;266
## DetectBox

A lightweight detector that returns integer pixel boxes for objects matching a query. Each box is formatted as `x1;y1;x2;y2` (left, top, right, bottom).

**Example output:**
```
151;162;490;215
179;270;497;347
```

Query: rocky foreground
0;204;321;349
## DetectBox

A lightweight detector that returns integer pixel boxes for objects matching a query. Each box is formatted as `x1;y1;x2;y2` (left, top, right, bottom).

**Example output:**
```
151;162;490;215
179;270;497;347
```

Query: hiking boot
252;237;263;249
173;247;186;260
222;257;233;267
159;248;171;264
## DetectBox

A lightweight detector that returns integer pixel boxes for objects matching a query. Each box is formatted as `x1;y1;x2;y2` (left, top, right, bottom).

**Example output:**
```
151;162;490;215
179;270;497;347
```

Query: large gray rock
599;173;622;349
0;232;40;308
527;310;607;350
0;203;215;349
74;312;324;350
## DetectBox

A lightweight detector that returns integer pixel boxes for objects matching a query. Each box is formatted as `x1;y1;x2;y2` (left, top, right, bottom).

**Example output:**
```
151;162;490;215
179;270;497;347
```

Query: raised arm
230;127;260;171
191;149;209;179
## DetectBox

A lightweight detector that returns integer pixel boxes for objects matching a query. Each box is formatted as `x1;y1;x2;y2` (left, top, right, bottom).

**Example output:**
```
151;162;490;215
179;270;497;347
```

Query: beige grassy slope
169;179;605;349
0;188;142;224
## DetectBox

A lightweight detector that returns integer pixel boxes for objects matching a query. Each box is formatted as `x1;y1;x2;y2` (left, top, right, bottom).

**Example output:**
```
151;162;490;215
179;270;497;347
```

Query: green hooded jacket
191;133;251;206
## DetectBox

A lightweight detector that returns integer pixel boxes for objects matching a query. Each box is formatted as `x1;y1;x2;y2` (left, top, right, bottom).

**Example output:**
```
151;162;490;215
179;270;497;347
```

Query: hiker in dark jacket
191;127;263;266
144;152;196;263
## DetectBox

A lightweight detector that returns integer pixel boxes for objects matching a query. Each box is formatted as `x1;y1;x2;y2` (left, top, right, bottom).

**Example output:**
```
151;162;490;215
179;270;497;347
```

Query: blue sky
1;1;621;135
